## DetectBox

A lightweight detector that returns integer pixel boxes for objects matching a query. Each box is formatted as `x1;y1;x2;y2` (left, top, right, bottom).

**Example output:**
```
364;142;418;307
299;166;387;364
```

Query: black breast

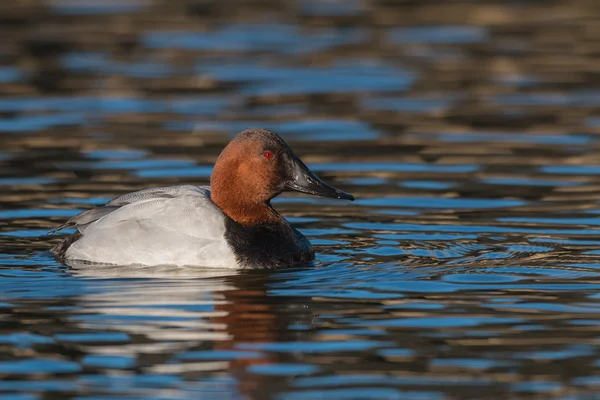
224;218;314;269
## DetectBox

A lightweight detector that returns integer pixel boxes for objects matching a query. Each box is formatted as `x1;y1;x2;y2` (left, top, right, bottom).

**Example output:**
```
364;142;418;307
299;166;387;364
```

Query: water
1;0;600;398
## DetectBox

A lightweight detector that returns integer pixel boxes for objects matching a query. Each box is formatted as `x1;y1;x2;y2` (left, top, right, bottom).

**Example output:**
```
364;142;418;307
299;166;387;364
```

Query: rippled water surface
1;0;600;399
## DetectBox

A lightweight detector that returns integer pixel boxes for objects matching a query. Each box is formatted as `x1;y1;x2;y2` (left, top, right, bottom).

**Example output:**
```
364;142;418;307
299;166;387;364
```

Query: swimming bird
51;128;354;269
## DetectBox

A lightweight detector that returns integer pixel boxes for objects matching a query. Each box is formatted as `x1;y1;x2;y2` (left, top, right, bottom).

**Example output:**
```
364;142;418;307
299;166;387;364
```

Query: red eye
263;151;274;159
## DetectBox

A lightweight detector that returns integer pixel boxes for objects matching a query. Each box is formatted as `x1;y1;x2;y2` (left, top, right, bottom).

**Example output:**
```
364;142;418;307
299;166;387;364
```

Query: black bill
285;156;354;201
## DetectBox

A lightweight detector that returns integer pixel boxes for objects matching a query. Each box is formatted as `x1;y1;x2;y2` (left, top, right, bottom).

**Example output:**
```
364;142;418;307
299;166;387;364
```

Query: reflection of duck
211;272;315;399
52;128;353;269
63;268;313;399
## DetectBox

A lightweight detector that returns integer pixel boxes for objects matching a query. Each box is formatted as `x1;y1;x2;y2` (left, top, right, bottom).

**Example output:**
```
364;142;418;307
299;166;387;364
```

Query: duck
51;128;354;269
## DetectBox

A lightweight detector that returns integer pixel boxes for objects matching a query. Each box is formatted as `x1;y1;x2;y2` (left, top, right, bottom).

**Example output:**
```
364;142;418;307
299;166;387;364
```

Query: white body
64;185;239;268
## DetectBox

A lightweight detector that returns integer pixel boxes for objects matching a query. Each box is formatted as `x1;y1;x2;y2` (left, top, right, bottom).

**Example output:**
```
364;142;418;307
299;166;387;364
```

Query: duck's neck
212;194;281;226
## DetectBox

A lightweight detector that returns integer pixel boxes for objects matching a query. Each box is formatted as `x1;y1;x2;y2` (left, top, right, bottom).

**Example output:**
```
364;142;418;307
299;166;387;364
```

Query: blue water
1;0;600;399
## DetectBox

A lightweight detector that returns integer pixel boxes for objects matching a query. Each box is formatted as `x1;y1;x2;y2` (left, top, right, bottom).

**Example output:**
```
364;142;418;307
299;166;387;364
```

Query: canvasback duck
51;128;354;269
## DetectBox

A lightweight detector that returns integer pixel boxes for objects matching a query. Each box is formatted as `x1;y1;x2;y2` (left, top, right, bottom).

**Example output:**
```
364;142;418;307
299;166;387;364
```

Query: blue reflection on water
312;162;478;173
247;363;320;376
481;177;580;186
401;180;455;189
196;61;414;95
0;113;86;133
389;25;488;44
50;1;146;14
359;197;525;208
145;24;366;54
0;66;24;83
361;95;460;112
540;165;600;174
0;359;81;374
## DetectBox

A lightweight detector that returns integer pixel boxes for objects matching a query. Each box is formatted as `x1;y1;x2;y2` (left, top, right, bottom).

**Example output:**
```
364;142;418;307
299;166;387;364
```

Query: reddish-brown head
210;128;353;226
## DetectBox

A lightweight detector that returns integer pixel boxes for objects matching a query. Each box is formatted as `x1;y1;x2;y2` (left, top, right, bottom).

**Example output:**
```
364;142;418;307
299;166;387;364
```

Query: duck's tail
51;233;82;259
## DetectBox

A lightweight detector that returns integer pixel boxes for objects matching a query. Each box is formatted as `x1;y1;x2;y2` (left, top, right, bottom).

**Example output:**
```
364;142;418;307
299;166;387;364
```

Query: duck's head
211;128;354;225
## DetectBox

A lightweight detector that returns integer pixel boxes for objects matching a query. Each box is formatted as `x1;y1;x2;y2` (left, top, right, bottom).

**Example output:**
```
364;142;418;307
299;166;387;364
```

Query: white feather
64;185;238;268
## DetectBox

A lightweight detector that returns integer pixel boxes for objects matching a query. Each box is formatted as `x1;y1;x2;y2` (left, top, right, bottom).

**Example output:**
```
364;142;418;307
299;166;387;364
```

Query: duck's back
53;185;238;267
